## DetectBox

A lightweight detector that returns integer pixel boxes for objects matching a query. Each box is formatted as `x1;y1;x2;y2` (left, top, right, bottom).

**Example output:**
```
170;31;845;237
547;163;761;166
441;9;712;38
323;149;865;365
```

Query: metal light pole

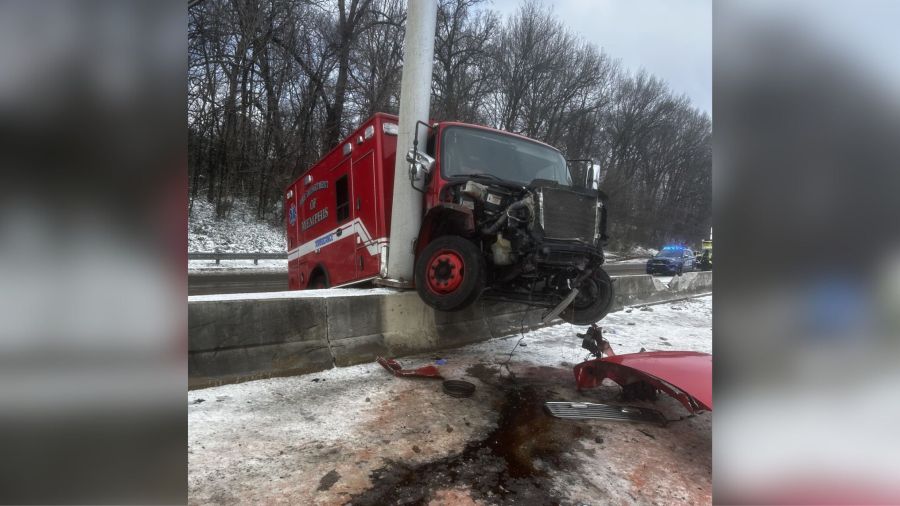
380;0;438;287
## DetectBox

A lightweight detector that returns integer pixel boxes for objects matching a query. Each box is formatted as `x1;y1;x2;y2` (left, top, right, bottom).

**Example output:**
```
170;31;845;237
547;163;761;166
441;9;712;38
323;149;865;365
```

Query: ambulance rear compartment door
353;150;379;277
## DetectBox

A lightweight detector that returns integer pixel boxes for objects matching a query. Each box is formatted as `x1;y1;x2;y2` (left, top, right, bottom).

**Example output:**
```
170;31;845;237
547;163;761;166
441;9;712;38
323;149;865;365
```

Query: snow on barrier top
188;287;401;303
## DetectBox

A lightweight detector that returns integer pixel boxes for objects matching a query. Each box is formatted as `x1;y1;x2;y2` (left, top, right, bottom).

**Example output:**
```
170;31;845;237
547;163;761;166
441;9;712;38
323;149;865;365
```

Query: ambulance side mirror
406;148;435;189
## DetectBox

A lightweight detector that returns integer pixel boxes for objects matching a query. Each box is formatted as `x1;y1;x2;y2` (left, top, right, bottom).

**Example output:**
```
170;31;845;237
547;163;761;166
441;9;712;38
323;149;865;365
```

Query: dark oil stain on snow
464;362;500;385
348;380;587;506
317;469;340;491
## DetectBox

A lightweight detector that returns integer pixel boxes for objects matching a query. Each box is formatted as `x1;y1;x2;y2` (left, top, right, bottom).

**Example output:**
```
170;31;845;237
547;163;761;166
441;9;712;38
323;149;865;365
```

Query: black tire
561;268;615;325
415;235;485;312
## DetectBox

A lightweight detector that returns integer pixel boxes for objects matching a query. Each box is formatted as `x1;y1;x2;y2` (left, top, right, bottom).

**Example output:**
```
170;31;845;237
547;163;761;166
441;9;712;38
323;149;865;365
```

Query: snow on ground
188;198;288;273
441;295;712;368
189;359;394;446
189;198;285;254
629;245;659;257
189;296;711;504
605;244;656;263
607;256;650;265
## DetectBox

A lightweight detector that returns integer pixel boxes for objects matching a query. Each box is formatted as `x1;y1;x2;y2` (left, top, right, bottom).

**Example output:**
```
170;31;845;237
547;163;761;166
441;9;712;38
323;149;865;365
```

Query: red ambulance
285;113;614;324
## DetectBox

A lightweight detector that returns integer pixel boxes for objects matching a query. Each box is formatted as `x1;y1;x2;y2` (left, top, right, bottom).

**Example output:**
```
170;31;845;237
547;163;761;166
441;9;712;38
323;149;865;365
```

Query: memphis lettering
302;208;329;231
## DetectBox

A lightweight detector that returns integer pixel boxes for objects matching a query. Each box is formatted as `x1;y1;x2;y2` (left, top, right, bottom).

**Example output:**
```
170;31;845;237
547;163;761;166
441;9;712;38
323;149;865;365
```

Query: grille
537;187;598;243
544;402;666;426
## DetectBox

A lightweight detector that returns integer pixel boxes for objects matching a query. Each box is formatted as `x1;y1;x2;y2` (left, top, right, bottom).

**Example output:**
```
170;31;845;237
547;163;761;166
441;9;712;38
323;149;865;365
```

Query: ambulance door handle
356;196;361;210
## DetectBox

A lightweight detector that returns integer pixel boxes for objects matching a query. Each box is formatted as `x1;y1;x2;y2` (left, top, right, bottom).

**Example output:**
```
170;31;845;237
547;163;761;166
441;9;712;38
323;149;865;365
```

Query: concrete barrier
189;273;711;388
668;270;713;295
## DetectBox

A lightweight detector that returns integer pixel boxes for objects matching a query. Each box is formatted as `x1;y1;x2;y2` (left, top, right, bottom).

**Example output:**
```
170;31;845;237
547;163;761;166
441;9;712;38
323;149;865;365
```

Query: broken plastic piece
376;356;443;379
544;401;666;426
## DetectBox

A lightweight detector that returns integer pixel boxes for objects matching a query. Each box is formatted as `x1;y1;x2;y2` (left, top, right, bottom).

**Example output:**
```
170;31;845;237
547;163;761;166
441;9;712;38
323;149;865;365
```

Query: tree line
189;0;711;249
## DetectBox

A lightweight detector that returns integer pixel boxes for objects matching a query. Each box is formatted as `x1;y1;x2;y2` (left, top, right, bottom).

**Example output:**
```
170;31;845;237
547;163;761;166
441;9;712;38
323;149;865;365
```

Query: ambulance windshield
440;126;572;186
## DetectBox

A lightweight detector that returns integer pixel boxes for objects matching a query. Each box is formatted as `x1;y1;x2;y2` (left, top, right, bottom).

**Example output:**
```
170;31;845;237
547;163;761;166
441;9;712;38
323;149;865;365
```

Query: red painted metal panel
353;150;379;278
378;115;398;238
574;351;712;413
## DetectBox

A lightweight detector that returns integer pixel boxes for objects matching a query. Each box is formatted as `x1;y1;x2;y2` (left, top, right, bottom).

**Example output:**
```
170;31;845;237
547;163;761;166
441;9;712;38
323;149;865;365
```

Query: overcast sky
487;0;712;115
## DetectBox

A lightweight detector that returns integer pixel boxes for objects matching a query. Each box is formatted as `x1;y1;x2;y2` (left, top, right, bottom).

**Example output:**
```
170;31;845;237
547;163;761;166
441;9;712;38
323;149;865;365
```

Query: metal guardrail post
188;252;288;264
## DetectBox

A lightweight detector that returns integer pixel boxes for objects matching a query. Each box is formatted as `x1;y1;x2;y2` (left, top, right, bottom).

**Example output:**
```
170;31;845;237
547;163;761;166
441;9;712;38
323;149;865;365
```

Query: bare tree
188;0;711;248
432;0;498;122
347;0;406;120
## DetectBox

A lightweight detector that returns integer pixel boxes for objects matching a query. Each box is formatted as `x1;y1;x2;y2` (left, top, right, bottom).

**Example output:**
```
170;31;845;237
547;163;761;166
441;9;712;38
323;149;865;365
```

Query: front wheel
415;236;485;312
561;268;614;325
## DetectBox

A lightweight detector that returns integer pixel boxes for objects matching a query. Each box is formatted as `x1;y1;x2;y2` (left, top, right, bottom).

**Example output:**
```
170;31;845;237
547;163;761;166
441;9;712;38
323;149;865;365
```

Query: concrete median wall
189;272;711;388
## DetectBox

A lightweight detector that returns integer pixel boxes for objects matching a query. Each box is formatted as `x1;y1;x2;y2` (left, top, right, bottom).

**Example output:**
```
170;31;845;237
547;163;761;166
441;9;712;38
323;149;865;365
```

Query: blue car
646;246;695;275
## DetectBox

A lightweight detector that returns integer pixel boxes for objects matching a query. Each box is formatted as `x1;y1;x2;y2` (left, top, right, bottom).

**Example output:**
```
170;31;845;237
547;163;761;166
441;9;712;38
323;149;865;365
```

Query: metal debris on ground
542;287;579;323
579;324;614;358
544;401;666;426
376;356;443;379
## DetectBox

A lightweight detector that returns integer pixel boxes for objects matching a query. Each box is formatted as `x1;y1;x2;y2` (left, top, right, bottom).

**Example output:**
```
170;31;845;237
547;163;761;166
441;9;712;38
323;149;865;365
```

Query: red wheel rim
426;249;465;294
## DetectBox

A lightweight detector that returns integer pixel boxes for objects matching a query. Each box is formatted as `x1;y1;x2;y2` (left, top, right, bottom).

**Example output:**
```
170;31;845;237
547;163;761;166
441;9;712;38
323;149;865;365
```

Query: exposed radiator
537;186;598;243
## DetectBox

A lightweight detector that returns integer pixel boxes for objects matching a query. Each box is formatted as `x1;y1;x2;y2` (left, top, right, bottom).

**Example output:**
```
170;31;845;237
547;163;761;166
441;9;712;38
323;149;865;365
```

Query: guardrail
188;252;287;265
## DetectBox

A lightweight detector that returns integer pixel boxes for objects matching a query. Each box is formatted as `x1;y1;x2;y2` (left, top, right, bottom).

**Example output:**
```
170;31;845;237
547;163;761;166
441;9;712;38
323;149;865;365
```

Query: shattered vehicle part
578;324;614;357
544;401;666;426
442;380;476;398
573;351;712;413
376;356;443;379
541;287;579;323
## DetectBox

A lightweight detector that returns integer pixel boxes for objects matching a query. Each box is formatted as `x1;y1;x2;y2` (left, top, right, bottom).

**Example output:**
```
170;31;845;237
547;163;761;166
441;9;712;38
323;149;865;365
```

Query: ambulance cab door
352;150;379;278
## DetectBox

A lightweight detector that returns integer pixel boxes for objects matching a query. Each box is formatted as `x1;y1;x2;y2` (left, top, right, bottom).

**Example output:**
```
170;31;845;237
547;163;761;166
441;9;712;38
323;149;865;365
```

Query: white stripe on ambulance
288;218;386;261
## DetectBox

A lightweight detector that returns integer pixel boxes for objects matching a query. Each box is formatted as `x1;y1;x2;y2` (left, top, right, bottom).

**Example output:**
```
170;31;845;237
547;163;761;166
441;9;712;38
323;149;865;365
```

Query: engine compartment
440;178;609;308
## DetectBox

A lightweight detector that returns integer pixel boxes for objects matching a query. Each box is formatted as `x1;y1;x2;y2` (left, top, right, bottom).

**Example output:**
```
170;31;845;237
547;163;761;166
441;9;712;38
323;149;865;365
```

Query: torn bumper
573;351;712;413
376;356;443;379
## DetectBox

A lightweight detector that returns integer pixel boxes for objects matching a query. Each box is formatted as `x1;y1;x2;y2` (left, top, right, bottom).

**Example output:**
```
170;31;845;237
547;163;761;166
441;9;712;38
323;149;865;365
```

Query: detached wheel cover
426;249;465;294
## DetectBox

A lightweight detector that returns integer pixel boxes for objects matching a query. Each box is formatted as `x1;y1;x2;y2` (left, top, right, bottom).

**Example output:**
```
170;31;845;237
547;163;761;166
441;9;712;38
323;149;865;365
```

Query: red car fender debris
574;351;712;413
376;356;444;379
